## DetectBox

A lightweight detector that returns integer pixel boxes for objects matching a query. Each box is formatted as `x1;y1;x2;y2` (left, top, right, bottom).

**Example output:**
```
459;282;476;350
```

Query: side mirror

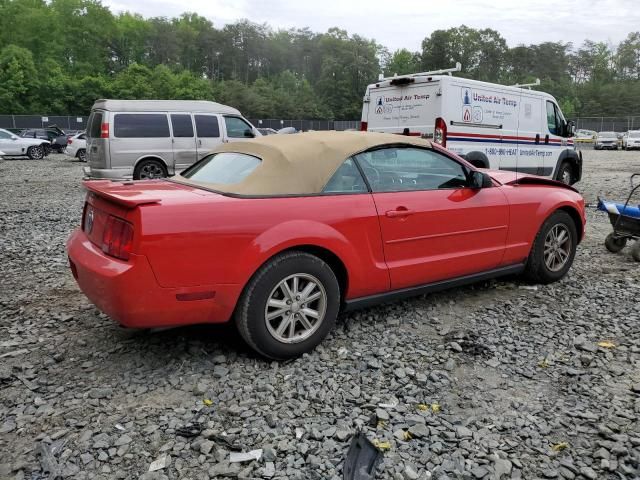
470;171;493;189
243;129;255;138
11;135;18;140
566;121;576;137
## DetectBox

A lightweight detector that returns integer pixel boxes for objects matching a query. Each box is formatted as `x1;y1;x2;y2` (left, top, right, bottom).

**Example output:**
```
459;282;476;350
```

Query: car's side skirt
343;263;525;312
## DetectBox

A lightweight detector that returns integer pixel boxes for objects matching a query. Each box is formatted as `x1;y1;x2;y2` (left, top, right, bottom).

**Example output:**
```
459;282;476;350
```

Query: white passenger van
361;64;581;185
85;100;260;180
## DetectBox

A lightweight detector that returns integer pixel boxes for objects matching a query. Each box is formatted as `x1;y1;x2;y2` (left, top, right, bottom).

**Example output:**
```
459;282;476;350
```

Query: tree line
1;0;639;120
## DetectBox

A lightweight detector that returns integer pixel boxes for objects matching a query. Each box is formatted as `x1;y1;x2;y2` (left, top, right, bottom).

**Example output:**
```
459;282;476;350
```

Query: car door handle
535;134;540;144
198;139;202;146
545;134;550;144
386;208;414;218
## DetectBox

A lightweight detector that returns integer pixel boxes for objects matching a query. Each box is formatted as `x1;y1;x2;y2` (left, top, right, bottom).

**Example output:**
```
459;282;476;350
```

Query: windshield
598;132;616;138
630;131;640;138
180;152;261;184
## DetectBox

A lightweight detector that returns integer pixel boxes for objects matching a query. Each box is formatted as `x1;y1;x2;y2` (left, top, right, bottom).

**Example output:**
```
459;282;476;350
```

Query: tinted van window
194;115;220;138
171;114;194;137
88;111;103;138
114;114;170;138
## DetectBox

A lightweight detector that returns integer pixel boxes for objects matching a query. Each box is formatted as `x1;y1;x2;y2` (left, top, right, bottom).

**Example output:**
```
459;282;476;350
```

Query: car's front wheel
525;210;577;284
235;251;340;360
27;145;45;160
77;149;86;162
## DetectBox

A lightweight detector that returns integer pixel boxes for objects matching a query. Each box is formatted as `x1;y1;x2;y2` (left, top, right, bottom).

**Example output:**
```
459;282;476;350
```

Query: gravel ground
1;150;640;480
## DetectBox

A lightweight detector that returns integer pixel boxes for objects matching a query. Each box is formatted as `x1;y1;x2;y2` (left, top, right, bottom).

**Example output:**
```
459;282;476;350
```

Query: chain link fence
0;115;361;132
572;116;640;132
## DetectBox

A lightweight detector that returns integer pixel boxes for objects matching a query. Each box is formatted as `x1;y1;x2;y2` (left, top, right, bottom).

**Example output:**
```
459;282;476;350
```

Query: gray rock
579;466;597;480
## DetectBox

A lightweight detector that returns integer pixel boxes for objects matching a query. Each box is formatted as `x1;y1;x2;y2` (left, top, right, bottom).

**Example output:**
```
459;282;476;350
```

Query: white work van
360;65;582;185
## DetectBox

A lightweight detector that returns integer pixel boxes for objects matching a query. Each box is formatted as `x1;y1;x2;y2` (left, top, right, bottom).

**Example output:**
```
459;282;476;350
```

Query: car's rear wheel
605;233;627;253
525;210;577;284
235;251;340;360
77;149;87;162
27;145;45;160
134;159;167;180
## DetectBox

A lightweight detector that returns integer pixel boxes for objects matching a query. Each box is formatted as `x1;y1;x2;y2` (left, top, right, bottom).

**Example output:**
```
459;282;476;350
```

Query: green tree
0;44;38;113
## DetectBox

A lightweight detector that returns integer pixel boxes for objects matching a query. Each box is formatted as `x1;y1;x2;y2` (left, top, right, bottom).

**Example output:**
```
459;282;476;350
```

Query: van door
515;95;546;175
170;113;198;172
111;112;173;174
397;82;441;136
543;100;568;178
86;110;109;170
194;114;222;160
222;116;256;142
366;86;401;133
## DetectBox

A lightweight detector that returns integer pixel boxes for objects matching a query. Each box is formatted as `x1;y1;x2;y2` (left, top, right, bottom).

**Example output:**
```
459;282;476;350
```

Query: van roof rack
511;79;541;89
377;62;462;82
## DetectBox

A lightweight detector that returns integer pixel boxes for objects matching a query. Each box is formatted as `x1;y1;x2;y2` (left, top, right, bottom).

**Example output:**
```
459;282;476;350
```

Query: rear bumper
67;229;238;328
84;166;134;180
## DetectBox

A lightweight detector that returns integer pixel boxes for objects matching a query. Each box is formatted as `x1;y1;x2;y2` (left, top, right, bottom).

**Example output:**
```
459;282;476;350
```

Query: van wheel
27;145;45;160
235;251;340;360
556;162;573;185
134;159;167;180
525;210;577;284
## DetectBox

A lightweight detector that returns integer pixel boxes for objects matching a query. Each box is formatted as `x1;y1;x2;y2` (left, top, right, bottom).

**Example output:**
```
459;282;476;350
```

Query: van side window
224;116;254;138
194;115;220;138
546;101;561;136
171;114;194;137
114;114;170;138
88;112;103;138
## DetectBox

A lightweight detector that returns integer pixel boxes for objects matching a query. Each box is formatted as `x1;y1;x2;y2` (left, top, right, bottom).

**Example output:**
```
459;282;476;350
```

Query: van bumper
84;166;134;181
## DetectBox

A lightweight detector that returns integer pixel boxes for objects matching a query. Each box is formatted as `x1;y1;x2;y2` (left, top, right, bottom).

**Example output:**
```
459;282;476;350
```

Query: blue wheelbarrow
597;173;640;261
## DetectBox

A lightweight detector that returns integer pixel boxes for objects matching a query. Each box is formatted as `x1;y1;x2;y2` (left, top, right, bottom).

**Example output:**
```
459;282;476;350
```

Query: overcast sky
104;0;639;52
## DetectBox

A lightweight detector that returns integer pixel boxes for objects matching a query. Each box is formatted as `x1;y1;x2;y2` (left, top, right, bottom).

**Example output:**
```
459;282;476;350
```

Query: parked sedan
67;132;586;359
594;131;619;150
623;130;640;150
0;128;50;159
66;132;87;161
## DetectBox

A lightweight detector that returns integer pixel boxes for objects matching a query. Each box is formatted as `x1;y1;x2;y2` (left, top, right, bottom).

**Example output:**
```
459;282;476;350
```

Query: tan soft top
174;131;432;196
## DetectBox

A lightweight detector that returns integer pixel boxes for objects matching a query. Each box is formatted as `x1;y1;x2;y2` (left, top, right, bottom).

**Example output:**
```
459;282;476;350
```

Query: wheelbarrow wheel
631;241;640;262
605;233;627;253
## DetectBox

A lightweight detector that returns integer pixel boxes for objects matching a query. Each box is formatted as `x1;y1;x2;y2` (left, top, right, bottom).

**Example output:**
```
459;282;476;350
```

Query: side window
354;147;469;192
546;101;560;135
114;114;170;138
0;130;11;139
87;112;103;139
171;114;194;137
224;116;253;138
194;115;220;138
78;134;86;140
322;158;367;194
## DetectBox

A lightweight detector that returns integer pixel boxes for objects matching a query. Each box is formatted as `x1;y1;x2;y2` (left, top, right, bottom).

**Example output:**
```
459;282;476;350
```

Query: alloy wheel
264;273;327;344
139;163;164;179
544;224;572;272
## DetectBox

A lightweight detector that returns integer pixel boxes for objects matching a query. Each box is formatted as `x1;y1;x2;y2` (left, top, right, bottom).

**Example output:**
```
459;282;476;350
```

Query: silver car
594;131;619;150
85;100;261;180
0;128;51;159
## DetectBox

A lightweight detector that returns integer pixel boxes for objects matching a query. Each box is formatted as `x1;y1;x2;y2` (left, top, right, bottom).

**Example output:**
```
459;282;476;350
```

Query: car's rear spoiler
83;180;161;208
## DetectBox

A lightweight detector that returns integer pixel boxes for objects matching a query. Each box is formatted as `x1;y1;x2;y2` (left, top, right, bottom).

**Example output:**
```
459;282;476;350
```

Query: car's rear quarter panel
136;193;390;302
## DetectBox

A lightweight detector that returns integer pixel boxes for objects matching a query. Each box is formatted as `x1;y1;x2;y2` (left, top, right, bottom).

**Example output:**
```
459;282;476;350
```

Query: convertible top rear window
182;152;261;184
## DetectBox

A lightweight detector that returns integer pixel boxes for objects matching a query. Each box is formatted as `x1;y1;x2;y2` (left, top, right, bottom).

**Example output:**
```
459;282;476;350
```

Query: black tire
133;159;167;180
77;149;87;162
27;145;45;160
525;210;577;284
630;241;640;262
605;233;627;253
556;162;573;185
235;251;340;360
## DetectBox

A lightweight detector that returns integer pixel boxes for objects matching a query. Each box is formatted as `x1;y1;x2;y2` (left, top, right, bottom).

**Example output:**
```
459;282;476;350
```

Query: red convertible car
67;132;586;359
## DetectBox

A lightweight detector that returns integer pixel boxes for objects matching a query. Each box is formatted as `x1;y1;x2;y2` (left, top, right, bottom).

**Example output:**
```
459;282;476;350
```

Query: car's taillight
102;215;134;261
360;121;368;131
67;138;73;145
434;117;447;147
100;123;109;138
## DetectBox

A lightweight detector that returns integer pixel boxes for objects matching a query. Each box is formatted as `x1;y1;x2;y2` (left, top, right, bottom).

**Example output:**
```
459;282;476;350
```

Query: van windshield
88;112;103;138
